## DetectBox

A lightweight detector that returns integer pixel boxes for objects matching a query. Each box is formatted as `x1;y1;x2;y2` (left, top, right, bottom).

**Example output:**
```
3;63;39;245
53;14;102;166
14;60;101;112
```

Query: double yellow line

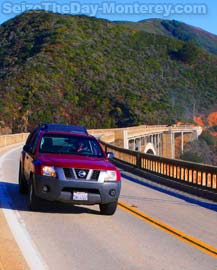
118;201;217;258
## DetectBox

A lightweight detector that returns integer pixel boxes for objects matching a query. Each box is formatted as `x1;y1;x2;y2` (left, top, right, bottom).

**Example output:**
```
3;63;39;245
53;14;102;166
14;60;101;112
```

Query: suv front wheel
29;178;42;211
18;163;28;194
99;201;118;215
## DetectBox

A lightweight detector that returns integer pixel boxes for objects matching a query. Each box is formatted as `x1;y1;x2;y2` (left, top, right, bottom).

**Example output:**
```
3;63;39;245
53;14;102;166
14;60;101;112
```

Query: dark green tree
177;41;200;63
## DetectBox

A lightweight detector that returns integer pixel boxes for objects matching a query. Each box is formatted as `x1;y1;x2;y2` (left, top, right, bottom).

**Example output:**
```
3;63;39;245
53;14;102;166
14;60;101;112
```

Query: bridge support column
159;133;163;156
151;135;154;144
123;130;128;149
153;135;157;154
162;131;175;159
171;132;175;159
135;138;141;151
128;139;135;151
157;134;160;156
181;132;184;154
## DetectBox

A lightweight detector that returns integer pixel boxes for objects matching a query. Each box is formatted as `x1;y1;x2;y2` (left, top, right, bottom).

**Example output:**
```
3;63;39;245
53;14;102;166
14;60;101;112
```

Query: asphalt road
0;146;217;270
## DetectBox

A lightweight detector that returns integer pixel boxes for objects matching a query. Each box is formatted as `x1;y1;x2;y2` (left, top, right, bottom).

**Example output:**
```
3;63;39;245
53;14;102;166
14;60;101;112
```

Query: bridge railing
100;140;217;193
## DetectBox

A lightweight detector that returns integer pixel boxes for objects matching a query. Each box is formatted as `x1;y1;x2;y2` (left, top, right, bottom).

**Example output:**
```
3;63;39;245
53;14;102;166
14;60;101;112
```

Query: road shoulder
0;209;28;270
0;144;29;270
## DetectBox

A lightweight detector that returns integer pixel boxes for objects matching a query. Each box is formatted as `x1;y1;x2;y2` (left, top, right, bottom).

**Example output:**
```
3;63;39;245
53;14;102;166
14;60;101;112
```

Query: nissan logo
78;170;87;178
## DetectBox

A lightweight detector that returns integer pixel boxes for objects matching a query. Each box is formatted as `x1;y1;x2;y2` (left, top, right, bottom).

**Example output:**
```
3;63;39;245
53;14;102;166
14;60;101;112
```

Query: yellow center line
118;201;217;258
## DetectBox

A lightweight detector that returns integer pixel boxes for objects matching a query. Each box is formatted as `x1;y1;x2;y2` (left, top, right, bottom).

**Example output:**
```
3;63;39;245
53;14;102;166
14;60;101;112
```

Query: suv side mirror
23;144;33;153
107;152;114;159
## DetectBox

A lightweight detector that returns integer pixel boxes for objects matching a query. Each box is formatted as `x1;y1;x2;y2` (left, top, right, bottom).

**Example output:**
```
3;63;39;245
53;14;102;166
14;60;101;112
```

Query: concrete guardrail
0;133;29;148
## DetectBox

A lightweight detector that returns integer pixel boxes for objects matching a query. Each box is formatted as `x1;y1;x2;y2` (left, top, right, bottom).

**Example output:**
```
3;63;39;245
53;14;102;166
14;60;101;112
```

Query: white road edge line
0;146;48;270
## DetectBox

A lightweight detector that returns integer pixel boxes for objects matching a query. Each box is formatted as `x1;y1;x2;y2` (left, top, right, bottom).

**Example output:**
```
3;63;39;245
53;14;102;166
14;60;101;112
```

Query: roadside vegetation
181;131;217;166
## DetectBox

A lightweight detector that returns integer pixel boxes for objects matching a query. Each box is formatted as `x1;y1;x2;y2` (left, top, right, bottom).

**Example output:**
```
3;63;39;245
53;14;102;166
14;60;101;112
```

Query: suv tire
18;163;28;194
99;201;118;215
29;178;42;211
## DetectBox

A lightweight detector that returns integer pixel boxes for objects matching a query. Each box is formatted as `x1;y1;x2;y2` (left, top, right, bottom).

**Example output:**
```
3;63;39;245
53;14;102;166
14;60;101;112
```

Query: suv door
23;131;40;181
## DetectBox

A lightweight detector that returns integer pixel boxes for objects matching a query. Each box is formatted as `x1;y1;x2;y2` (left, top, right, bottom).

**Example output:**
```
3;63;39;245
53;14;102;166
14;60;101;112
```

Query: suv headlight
42;166;56;177
104;170;117;182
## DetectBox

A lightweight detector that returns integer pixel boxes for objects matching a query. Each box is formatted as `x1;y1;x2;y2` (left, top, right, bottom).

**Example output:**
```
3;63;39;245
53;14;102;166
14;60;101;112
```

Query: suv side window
31;133;40;154
25;130;39;154
25;127;39;145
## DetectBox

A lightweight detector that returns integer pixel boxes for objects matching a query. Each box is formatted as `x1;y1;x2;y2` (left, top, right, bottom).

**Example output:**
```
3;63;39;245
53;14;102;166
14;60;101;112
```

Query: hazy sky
0;0;216;35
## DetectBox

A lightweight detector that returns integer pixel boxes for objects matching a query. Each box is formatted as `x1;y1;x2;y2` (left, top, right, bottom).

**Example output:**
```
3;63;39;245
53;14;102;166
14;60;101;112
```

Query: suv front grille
62;168;100;181
63;168;74;179
62;187;100;195
75;169;89;179
91;170;100;180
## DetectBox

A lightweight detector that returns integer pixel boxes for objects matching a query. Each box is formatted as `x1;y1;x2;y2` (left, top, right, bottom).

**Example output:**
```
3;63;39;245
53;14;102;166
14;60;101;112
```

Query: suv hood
38;153;116;171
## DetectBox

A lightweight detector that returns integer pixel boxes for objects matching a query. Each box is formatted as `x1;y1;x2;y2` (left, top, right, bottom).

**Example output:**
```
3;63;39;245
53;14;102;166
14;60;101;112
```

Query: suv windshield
39;134;104;157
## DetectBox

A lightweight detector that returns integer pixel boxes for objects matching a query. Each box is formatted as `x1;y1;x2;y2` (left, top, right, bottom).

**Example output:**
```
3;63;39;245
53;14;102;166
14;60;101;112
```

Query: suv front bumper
33;174;121;205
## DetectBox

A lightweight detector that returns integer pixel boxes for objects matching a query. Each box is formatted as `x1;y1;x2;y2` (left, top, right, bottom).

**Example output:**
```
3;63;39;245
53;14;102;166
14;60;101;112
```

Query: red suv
19;124;121;215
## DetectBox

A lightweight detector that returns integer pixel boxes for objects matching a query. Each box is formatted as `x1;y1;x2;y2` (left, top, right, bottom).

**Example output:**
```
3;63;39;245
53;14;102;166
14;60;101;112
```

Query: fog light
109;189;116;197
42;185;49;193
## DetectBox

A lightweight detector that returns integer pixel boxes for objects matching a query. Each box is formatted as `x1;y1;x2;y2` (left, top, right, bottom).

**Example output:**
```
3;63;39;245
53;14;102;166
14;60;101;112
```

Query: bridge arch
144;143;156;155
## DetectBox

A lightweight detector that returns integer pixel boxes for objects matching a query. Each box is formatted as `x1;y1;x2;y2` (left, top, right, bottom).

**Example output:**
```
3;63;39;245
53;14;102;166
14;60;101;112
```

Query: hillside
0;11;217;132
181;130;217;166
121;19;217;55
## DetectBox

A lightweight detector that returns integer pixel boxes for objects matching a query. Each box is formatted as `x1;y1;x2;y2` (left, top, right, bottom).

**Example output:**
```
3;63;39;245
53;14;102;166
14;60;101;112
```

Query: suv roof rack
39;123;88;135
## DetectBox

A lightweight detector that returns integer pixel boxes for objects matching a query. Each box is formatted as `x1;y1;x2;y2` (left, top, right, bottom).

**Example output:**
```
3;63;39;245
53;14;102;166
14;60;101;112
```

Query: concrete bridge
90;125;202;159
0;124;202;160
